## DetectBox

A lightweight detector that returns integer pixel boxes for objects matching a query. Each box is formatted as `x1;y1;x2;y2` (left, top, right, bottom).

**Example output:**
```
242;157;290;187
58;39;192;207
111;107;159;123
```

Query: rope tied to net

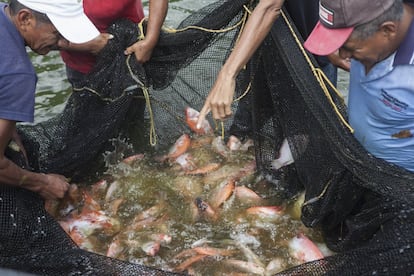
132;17;157;146
72;56;157;146
279;10;354;134
137;17;146;41
160;12;247;35
125;55;157;146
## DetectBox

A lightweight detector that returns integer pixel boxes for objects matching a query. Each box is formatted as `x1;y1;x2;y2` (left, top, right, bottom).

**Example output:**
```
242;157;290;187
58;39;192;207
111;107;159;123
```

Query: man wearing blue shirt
0;0;100;199
305;0;414;172
0;0;105;260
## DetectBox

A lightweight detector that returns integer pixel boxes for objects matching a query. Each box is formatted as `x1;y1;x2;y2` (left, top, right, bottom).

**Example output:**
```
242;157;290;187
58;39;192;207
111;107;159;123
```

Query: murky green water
53;134;327;275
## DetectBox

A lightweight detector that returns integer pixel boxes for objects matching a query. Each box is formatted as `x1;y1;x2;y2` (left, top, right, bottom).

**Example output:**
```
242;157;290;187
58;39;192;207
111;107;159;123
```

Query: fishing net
1;0;412;274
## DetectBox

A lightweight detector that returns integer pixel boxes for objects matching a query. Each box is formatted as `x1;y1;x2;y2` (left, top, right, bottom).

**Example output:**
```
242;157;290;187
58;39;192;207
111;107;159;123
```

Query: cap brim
48;13;100;44
304;22;353;56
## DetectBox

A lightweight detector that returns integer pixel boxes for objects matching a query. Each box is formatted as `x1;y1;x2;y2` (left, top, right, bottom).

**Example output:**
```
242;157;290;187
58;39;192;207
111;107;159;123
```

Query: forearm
0;120;68;199
57;33;112;55
222;0;282;78
0;155;45;192
0;152;70;200
144;0;168;46
0;120;33;188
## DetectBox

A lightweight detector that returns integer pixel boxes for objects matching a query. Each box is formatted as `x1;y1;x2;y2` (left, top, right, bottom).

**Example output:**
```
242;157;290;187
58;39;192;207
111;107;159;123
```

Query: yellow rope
280;10;354;133
243;4;253;15
72;86;134;102
234;81;252;102
302;176;333;207
142;86;157;146
162;18;244;34
137;17;146;40
72;55;157;146
125;55;157;146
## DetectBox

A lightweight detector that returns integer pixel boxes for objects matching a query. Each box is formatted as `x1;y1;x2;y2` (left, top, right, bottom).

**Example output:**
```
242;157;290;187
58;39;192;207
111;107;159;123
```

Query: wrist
18;175;27;186
220;63;244;80
20;172;47;191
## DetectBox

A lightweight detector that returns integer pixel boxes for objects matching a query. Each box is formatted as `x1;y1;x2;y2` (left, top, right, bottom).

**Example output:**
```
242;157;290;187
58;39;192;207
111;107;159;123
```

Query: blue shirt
0;3;36;123
348;20;414;172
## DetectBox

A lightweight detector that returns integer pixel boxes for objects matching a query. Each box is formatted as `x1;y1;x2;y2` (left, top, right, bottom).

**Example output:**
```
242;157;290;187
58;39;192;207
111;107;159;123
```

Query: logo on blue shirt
380;90;408;113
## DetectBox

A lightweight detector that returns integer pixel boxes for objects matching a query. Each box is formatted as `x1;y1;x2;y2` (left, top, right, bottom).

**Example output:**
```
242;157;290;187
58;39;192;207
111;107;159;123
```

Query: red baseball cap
304;0;395;56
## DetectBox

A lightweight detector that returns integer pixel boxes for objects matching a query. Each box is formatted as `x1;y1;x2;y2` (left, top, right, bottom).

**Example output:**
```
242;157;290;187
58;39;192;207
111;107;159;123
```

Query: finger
124;47;132;55
56;39;70;50
196;104;211;129
217;104;230;120
217;105;225;119
211;106;222;121
224;104;232;117
124;43;137;55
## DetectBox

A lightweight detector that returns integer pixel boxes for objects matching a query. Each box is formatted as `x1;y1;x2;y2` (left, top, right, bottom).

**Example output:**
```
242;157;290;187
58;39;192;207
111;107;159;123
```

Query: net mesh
250;9;414;275
1;0;413;275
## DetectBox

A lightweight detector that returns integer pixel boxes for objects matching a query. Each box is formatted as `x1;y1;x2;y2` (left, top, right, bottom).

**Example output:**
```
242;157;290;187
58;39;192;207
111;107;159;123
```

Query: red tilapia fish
155;133;192;164
121;153;145;165
58;190;120;252
167;133;191;160
59;208;120;251
49;105;330;275
185;106;213;135
289;233;324;264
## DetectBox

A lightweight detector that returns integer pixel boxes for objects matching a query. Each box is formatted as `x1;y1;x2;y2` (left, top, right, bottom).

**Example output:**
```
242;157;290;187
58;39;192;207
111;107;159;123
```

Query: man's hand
328;50;351;72
197;70;236;129
124;39;155;63
197;0;285;129
33;173;70;200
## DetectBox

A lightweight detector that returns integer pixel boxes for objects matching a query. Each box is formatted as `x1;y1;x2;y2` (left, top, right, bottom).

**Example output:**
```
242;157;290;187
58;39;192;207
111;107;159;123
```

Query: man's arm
124;0;168;63
57;33;113;55
0;119;69;200
197;0;285;127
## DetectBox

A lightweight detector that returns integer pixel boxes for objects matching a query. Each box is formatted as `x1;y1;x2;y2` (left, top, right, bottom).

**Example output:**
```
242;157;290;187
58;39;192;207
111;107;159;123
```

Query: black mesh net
1;0;413;275
249;9;414;276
